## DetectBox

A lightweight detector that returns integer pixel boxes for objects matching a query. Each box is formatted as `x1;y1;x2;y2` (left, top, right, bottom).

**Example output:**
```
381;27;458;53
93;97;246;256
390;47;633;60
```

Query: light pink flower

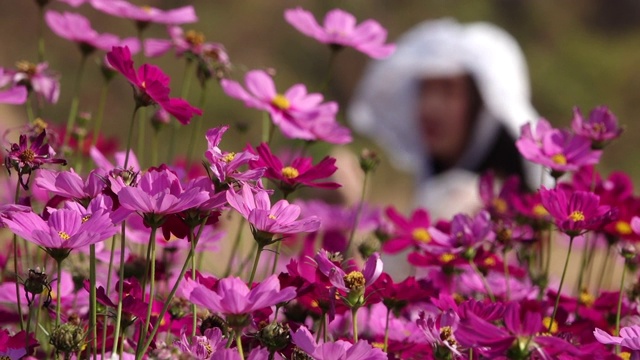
285;7;395;59
90;0;197;25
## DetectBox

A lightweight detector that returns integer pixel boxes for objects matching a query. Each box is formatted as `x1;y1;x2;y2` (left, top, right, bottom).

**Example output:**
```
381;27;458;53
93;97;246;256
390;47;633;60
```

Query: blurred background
2;0;640;211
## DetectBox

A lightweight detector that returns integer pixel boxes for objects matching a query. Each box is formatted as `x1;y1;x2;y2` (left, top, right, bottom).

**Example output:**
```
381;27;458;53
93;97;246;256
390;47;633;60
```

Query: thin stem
597;245;612;293
383;307;391;352
271;241;282;275
102;235;117;358
91;81;110;149
13;178;24;331
139;220;207;356
248;244;264;285
191;229;197;338
469;259;495;302
261;112;271;144
504;249;511;301
37;5;45;62
137;226;158;357
123;106;140;169
168;60;195;161
89;244;97;359
346;172;369;255
549;235;574;332
63;54;88;151
186;82;207;162
236;332;245;360
615;262;628;354
56;259;63;327
136;107;147;168
351;307;359;343
224;217;245;277
318;48;339;93
25;96;34;123
111;223;127;355
151;127;159;166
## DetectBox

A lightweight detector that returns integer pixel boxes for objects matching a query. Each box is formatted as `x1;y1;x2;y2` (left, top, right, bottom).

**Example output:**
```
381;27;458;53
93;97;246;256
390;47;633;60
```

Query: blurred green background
2;0;640;209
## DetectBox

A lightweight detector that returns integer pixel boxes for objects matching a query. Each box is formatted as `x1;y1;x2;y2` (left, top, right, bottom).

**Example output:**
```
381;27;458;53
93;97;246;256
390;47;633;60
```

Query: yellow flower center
492;198;508;214
616;221;632;235
592;123;606;134
268;214;277;220
33;118;48;134
81;215;91;223
551;153;567;165
58;231;71;241
411;228;431;243
141;5;153;13
542;317;558;334
533;204;548;217
568;210;585;222
343;271;366;291
483;257;496;267
620;352;631;360
439;253;456;264
281;166;299;179
371;342;384;349
271;94;290;110
16;60;37;76
439;326;457;346
185;30;205;46
222;152;236;163
579;288;595;307
19;149;36;163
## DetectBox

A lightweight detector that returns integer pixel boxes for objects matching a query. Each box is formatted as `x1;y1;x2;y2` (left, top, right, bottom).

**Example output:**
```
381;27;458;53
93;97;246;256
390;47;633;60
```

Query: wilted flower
284;7;395;59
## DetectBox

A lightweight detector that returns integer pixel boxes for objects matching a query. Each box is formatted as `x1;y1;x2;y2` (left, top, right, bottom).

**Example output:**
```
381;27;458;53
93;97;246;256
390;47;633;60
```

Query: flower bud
359;148;380;173
257;322;291;353
49;322;86;356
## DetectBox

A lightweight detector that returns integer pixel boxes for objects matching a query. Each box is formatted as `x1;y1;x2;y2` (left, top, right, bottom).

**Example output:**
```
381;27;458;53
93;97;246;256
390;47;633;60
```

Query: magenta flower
303;103;352;144
4;130;66;190
0;61;60;103
284;7;395;59
204;126;264;185
0;330;35;360
426;211;495;256
106;46;202;124
539;187;615;237
382;206;439;253
1;207;117;259
417;310;462;357
174;328;225;358
45;11;127;53
572;106;623;148
117;165;209;221
188;275;296;326
35;168;105;203
516;119;601;175
221;70;336;140
90;0;197;25
144;26;229;64
249;142;340;196
226;183;320;239
291;326;387;360
0;85;27;105
594;325;640;350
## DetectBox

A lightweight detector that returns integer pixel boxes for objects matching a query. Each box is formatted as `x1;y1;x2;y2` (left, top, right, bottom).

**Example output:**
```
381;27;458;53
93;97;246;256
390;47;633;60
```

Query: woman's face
418;75;475;167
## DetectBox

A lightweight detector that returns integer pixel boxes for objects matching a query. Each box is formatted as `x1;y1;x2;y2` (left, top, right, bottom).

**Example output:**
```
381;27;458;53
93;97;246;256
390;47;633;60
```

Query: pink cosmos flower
35;169;105;203
188;275;296;318
221;70;337;140
205;126;264;185
248;142;340;196
382;206;439;253
571;106;623;148
284;7;395;59
0;62;60;103
144;26;229;65
0;330;36;360
90;0;197;25
291;326;387;360
0;85;27;105
594;325;640;350
516;119;601;175
106;46;202;124
1;207;118;258
226;183;320;240
539;186;615;237
45;11;128;53
117;165;209;220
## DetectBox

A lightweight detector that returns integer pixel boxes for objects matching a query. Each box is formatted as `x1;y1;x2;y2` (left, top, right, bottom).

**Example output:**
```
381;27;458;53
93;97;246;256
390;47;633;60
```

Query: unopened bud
359;148;380;173
49;322;86;355
257;322;291;353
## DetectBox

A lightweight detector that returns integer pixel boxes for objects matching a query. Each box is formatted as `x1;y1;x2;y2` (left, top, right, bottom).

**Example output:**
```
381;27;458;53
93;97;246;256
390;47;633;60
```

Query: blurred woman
349;19;542;218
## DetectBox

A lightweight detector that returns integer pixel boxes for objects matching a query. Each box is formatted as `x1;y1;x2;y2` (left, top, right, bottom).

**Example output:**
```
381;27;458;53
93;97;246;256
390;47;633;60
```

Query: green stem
136;226;157;358
101;235;117;358
504;249;511;301
37;5;45;62
91;81;110;149
167;60;195;162
186;82;207;162
262;112;271;144
351;307;359;342
13;178;24;331
319;48;339;93
139;220;207;356
248;244;264;285
549;235;574;332
123;105;140;169
469;259;495;302
346;172;369;255
383;307;391;352
56;259;63;327
151;127;159;166
191;230;197;338
236;332;245;360
111;223;127;355
615;261;628;354
136;107;147;168
597;245;612;293
89;244;97;359
63;54;88;151
271;241;282;275
224;218;245;277
25;96;34;123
